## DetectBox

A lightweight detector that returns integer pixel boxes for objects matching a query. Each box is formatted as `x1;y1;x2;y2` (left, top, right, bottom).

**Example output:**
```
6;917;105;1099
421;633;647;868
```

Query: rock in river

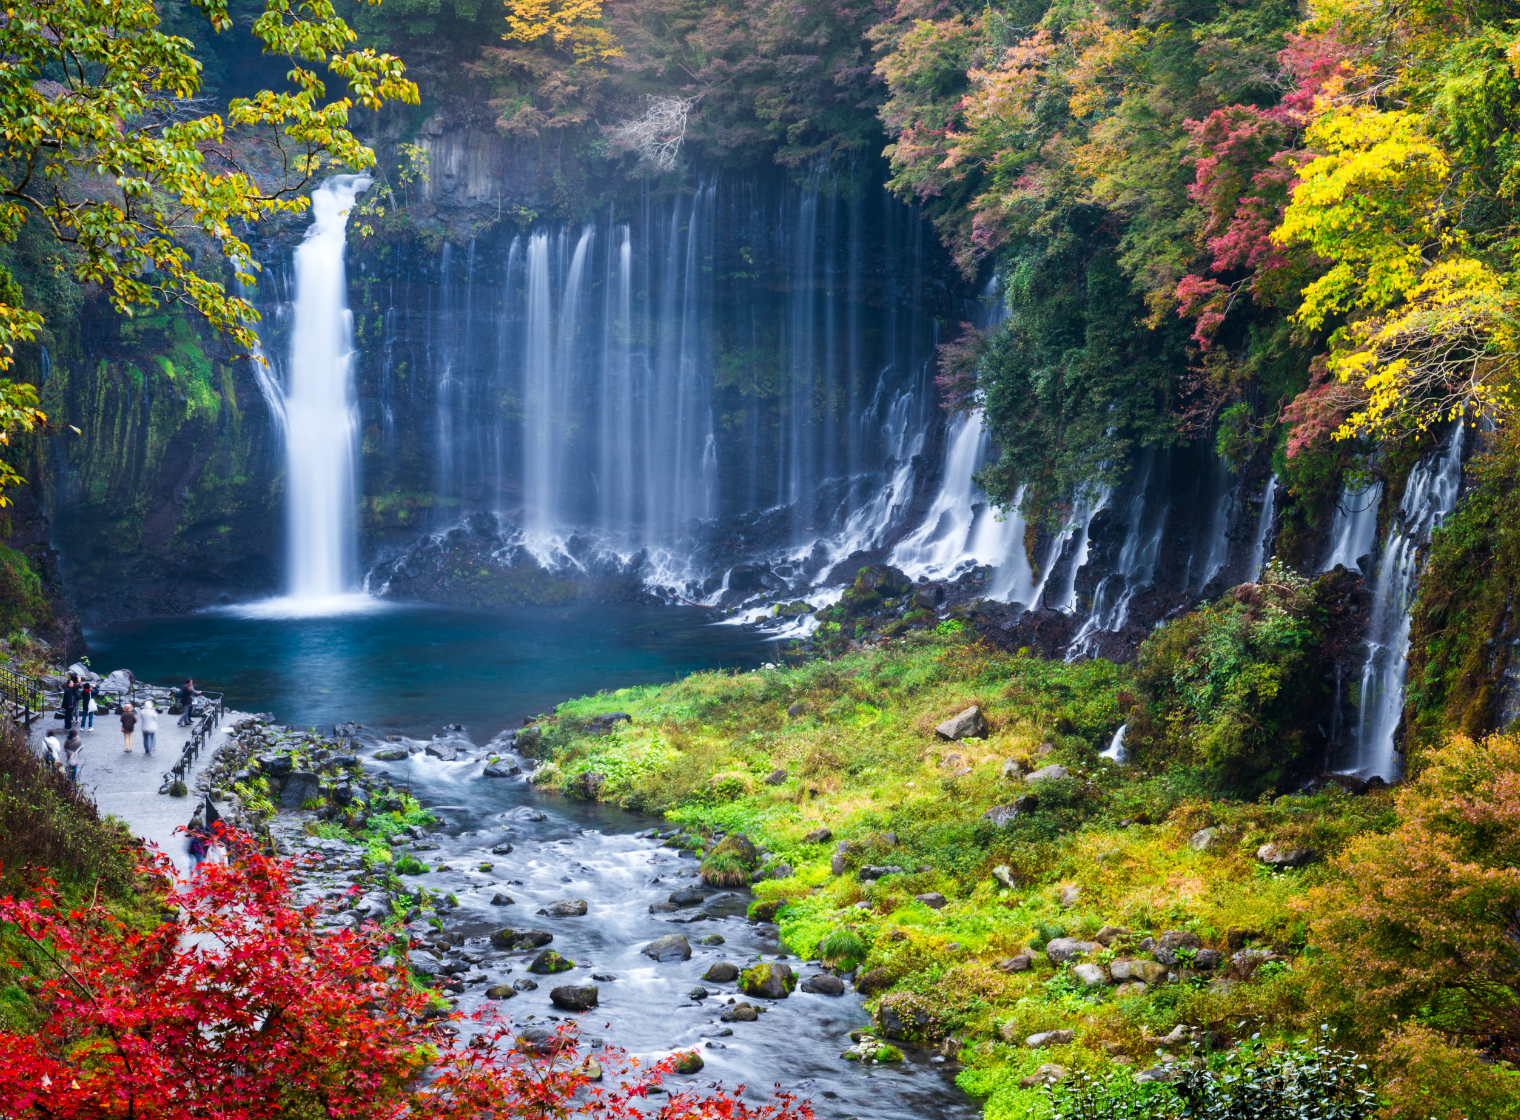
550;984;599;1010
800;974;846;995
527;950;575;974
738;961;796;999
702;961;739;983
539;899;589;917
490;927;553;950
642;934;692;962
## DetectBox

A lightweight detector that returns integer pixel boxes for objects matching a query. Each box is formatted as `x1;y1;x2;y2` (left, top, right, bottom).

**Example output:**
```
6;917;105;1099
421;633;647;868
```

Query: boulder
550;984;599;1010
67;662;100;682
373;749;409;762
527;950;574;974
748;899;783;922
490;893;515;906
830;841;854;876
858;865;905;881
982;805;1021;827
875;991;936;1040
1001;757;1028;780
702;962;739;983
1094;925;1132;947
512;978;539;992
803;827;833;844
1018;1063;1069;1089
752;862;794;882
484;985;516;1000
1072;963;1109;987
489;928;554;951
763;768;788;785
1151;929;1203;967
642;934;692;962
719;1002;760;1022
1110;959;1167;985
483;762;520;778
1027;1029;1075;1048
1194;948;1224;971
854;969;892;996
738;961;796;999
1189;827;1219;851
1026;764;1069;784
1256;842;1318;868
688;986;708;1000
424;742;458;761
1231;948;1280;979
915;892;948;909
673;1050;704;1074
278;771;321;810
668;887;707;908
800;974;846;995
100;669;134;693
935;706;989;741
994;954;1032;973
992;864;1021;890
539;899;588;918
258;753;294;777
1045;938;1097;964
699;934;726;945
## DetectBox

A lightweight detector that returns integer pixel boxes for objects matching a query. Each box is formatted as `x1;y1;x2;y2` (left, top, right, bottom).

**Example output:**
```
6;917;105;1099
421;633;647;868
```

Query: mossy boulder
700;832;758;887
748;899;784;922
875;990;941;1041
394;856;428;875
527;949;575;974
673;1050;705;1073
738;961;796;1000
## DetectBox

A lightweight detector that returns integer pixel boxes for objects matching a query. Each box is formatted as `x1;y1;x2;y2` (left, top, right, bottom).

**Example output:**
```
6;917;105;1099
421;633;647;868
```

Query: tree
0;830;815;1119
0;0;421;498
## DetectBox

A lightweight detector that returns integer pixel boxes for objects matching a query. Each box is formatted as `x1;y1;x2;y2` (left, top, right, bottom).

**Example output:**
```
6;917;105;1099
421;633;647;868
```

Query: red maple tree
0;831;813;1120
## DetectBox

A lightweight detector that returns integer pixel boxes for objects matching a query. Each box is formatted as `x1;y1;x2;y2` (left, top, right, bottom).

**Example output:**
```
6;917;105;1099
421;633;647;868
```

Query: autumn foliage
0;832;812;1120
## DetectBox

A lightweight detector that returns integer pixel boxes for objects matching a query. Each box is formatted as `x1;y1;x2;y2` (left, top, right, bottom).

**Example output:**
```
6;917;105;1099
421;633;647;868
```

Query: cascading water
1346;422;1466;778
1247;474;1279;580
1321;480;1382;574
244;175;376;617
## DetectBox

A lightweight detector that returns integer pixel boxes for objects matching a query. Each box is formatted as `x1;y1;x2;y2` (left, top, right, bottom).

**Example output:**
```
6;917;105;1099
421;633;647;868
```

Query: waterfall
1347;423;1466;778
242;175;376;617
1248;474;1278;580
1321;479;1383;574
1102;724;1128;763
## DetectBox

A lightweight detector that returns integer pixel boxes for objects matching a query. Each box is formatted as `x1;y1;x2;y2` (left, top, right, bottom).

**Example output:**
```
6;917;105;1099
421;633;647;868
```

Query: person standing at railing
120;702;137;754
140;699;158;756
176;679;201;728
62;673;80;731
64;729;83;782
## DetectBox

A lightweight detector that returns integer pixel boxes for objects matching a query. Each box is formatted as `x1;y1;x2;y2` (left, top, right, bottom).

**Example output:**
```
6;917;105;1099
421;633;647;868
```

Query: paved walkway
29;704;244;876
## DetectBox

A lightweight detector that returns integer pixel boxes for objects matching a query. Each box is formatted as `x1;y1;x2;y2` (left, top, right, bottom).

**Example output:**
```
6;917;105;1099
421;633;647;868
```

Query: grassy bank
517;616;1520;1118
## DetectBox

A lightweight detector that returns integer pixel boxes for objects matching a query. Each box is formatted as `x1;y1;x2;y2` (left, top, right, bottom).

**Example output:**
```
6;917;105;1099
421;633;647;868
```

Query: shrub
818;927;868;971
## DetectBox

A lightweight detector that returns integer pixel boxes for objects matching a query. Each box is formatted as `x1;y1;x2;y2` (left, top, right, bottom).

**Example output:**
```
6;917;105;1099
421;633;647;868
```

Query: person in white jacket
140;699;159;757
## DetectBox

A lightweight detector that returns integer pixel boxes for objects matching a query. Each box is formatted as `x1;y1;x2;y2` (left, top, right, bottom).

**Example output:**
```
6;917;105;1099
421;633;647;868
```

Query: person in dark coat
80;680;98;730
62;674;80;731
63;730;83;783
120;702;137;754
177;679;202;727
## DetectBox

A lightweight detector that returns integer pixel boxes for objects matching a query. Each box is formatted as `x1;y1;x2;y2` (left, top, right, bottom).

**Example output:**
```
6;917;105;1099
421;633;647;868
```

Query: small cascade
1066;456;1167;658
889;410;1029;597
1321;480;1383;574
1247;474;1279;580
1101;724;1128;763
1347;422;1466;778
243;176;378;617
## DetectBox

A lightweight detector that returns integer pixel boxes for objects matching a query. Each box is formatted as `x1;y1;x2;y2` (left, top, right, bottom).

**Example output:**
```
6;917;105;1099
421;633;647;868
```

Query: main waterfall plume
242;175;378;618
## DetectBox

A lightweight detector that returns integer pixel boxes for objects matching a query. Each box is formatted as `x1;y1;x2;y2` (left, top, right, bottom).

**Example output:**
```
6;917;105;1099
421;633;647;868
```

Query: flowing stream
319;748;979;1120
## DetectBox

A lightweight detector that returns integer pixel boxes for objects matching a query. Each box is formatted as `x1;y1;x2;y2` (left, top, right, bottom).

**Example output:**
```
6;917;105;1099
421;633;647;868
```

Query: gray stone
688;986;708;1000
800;974;846;995
720;1002;760;1022
1194;949;1224;971
258;753;294;777
539;899;588;918
489;928;553;950
373;749;409;761
406;950;441;975
1231;948;1279;979
1071;963;1108;987
642;934;693;962
994;954;1032;973
992;864;1021;890
915;892;948;909
1152;929;1202;967
424;742;458;761
858;865;905;881
1135;1065;1182;1084
1044;938;1098;964
1026;764;1069;784
1001;757;1027;779
935;705;989;741
278;771;321;810
1256;842;1318;868
1094;925;1132;947
1057;885;1080;908
550;984;599;1011
738;961;795;1000
1026;1030;1074;1048
752;862;794;882
763;768;788;785
702;962;739;983
803;827;832;844
490;893;515;906
483;762;520;778
485;984;516;1000
830;841;854;876
1189;827;1219;851
668;887;706;908
1110;959;1167;985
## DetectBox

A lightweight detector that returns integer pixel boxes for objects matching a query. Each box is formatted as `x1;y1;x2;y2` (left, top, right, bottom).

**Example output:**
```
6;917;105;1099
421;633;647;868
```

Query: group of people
43;674;205;783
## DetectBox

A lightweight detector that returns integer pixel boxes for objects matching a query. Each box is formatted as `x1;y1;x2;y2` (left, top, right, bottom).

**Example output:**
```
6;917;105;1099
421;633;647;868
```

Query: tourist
81;680;97;731
177;678;201;727
140;699;158;756
120;702;137;754
42;730;63;775
187;828;208;872
63;730;83;783
62;673;79;730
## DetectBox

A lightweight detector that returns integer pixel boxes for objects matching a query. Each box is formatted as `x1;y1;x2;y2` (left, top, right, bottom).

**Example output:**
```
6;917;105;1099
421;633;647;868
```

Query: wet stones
483;761;520;778
719;1002;760;1022
702;962;739;983
550;984;598;1010
539;899;588;918
738;961;796;999
673;1050;704;1073
642;934;692;962
257;753;294;777
485;984;516;1000
373;748;409;762
490;927;553;950
527;950;575;974
424;742;458;761
490;893;515;906
668;887;706;908
800;974;846;996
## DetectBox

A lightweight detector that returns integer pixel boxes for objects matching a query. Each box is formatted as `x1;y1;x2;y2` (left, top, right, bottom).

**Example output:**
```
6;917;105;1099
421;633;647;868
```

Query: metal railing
0;665;45;726
159;692;226;795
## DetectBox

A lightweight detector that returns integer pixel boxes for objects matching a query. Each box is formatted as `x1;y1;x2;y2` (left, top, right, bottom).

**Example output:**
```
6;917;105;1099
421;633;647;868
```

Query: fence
159;692;226;795
0;665;45;726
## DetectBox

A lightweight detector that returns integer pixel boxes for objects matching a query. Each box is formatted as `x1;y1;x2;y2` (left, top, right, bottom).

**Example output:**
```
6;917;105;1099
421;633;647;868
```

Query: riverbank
505;624;1520;1117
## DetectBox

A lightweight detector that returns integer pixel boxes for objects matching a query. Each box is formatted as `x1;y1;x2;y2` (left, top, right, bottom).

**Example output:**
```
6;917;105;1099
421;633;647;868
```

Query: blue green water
85;602;769;736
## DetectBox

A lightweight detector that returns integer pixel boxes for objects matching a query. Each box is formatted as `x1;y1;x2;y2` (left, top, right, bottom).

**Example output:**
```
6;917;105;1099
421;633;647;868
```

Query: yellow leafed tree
503;0;621;67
